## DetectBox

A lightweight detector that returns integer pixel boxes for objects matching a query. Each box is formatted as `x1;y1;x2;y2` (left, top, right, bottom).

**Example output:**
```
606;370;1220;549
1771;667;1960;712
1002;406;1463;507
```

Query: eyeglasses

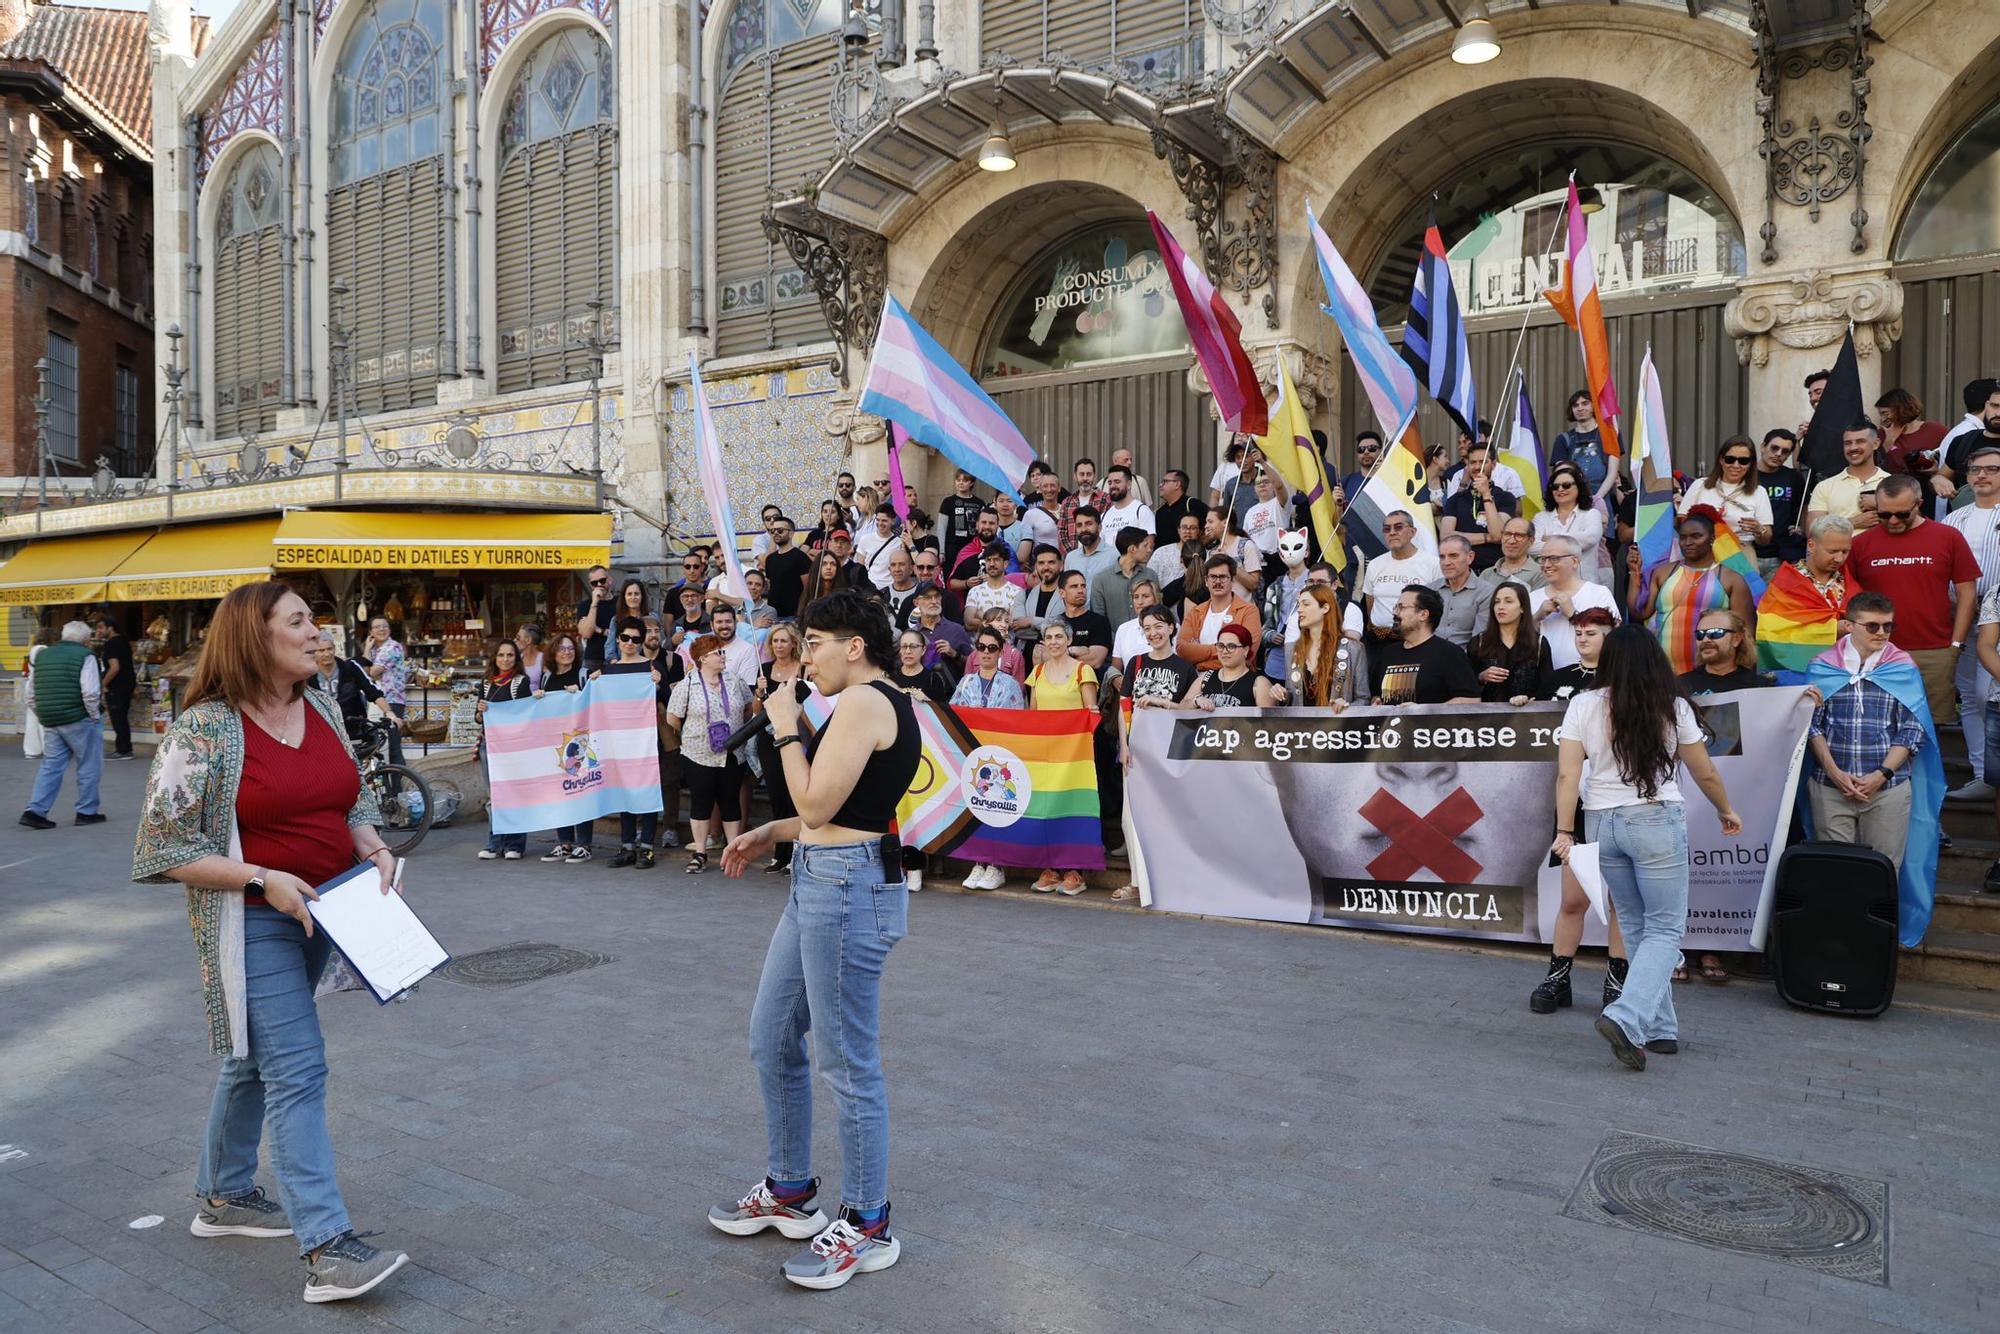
1968;465;2000;477
802;634;858;655
1854;620;1894;634
1382;522;1410;533
1216;641;1245;650
617;633;644;644
1206;572;1232;582
1537;554;1575;564
1693;627;1735;642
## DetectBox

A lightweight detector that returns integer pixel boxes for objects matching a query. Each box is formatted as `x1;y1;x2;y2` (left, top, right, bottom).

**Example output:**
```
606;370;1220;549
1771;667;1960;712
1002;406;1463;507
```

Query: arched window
495;23;617;393
713;0;859;357
1896;99;2000;263
212;141;286;437
329;0;449;413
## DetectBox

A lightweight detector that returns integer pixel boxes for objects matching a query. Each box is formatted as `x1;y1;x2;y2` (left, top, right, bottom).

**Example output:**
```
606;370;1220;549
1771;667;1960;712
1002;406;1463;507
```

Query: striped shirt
1944;500;2000;595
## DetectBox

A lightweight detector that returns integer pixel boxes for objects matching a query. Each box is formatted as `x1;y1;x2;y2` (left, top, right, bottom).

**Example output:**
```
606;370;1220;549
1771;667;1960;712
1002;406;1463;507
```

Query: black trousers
1092;710;1122;847
107;688;134;756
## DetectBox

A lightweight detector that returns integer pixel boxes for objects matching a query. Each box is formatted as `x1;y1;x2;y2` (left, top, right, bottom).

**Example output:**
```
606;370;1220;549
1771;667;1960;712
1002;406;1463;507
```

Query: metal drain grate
438;942;616;989
1563;1131;1889;1285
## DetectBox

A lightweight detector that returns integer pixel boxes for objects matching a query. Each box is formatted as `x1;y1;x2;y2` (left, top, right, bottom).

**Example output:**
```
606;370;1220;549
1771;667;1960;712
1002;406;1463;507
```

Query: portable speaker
1770;840;1900;1016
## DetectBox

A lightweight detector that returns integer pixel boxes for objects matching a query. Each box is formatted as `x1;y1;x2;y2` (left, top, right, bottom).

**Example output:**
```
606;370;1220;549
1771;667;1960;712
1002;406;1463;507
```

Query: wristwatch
1876;766;1895;783
244;869;266;895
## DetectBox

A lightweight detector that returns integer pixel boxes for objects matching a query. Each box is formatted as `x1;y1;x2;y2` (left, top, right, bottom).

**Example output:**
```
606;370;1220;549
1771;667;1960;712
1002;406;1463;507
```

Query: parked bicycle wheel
368;763;434;856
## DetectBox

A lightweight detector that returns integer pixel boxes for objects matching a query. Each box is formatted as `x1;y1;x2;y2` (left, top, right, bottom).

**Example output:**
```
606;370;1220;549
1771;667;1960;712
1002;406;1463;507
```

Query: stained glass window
500;25;612;158
331;0;448;185
217;142;284;241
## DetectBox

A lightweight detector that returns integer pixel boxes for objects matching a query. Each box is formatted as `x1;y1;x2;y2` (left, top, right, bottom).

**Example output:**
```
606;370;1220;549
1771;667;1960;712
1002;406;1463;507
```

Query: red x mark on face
1359;785;1486;883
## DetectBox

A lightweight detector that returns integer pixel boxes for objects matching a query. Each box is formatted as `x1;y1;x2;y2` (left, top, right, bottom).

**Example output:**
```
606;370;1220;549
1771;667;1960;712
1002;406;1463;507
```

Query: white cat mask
1277;528;1310;570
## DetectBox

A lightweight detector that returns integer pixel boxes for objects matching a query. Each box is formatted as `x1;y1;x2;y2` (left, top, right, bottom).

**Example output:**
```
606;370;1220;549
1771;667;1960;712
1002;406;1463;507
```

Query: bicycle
354;720;434;856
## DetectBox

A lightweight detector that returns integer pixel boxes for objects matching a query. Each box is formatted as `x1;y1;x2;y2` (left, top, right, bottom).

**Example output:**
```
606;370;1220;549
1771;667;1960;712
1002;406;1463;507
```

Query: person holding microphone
131;581;411;1304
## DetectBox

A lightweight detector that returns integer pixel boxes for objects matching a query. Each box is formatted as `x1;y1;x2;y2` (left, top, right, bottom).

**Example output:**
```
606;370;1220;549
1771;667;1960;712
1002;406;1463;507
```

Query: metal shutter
328;158;446;414
768;40;837;348
212;227;283;438
977;1;1198;73
496;128;617;393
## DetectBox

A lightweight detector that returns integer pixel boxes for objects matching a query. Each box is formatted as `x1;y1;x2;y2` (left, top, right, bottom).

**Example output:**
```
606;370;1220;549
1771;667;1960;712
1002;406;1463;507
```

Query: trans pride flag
483;673;662;835
804;693;1102;869
860;295;1037;502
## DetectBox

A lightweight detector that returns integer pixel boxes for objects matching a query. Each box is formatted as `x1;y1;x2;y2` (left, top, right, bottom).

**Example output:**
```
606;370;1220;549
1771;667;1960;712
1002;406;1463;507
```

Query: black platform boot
1529;955;1574;1013
1602;956;1630;1007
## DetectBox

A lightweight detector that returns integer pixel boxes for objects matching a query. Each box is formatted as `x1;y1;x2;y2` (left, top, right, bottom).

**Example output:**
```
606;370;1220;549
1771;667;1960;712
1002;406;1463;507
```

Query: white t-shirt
1101;498;1155;540
1112;617;1149;667
964;578;1018;628
1530;581;1621;670
1023;504;1060;550
1444;461;1526;499
1559;690;1705;809
1362;550;1445;628
1199;606;1232;645
1532;506;1608;584
1209;461;1239;496
1679;479;1773;533
1245;498;1285;555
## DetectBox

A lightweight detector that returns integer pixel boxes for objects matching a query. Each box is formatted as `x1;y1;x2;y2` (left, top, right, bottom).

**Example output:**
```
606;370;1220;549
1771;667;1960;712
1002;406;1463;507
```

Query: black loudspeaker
1770;841;1900;1016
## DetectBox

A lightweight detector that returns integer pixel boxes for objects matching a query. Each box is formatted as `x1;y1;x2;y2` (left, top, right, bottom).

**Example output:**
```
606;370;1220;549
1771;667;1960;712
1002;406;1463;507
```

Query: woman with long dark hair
1551;626;1742;1070
1472;581;1552;704
617;578;649;620
477;640;532;860
799;549;846;611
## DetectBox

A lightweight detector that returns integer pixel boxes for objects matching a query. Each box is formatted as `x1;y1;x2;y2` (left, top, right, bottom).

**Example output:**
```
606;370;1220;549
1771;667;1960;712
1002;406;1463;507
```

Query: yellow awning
107;518;280;601
0;529;154;606
272;510;612;571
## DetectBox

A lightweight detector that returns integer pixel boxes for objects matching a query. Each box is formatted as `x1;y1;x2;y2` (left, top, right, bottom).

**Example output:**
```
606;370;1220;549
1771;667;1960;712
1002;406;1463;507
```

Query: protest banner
483;673;663;834
1126;689;1813;950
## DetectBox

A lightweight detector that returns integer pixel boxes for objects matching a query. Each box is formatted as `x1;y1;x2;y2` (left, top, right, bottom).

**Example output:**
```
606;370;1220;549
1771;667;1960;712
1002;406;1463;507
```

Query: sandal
1698;954;1730;985
685;852;708;875
1110;884;1139;901
1671;963;1689;983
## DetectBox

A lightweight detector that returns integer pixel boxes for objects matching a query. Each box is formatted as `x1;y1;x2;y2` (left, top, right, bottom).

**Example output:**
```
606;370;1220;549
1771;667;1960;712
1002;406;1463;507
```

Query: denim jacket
131;692;382;1058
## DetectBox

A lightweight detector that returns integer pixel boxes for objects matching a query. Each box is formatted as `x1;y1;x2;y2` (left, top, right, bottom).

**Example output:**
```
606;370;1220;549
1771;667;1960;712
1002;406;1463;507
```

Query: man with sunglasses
1755;429;1806;578
575;565;615;670
1340;430;1383;503
1678;610;1770;695
1359;511;1442;639
762;517;811;618
1806;591;1931;878
1849;473;1979;729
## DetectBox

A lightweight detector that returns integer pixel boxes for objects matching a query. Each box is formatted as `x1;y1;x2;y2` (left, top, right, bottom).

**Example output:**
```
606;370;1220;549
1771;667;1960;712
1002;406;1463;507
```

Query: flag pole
1488;199;1573;461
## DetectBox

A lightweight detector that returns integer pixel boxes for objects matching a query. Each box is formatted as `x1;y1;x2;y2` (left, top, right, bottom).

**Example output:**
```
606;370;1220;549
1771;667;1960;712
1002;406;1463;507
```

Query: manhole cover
439;942;615;989
1563;1131;1888;1285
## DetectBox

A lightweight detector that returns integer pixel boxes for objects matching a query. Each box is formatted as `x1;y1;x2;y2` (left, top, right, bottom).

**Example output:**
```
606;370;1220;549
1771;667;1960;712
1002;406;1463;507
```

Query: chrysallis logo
558;727;604;792
961;746;1032;828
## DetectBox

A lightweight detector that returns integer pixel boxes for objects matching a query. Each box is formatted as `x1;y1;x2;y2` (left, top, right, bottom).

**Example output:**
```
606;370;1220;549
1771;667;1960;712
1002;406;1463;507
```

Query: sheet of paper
1566;843;1610;925
306;865;449;1003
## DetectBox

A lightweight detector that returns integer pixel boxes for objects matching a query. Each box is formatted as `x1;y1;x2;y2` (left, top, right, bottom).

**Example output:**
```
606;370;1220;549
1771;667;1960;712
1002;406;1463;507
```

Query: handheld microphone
721;678;810;754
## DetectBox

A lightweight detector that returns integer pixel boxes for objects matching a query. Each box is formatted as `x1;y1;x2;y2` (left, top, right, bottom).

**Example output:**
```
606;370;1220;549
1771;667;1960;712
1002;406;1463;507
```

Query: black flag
1798;330;1864;481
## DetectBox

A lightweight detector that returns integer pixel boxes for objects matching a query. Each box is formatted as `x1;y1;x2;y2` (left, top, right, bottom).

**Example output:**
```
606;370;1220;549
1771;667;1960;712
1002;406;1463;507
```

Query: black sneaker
18;811;55;830
1595;1015;1646;1071
1644;1039;1680;1055
636;847;656;870
190;1186;292;1238
302;1232;408;1303
608;846;637;868
1983;860;2000;895
75;812;107;825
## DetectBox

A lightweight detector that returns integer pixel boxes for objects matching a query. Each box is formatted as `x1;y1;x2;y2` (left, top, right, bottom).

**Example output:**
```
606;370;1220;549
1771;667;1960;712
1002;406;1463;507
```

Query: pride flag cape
1756;562;1855;684
483;673;663;834
1805;643;1941;946
804;693;1103;869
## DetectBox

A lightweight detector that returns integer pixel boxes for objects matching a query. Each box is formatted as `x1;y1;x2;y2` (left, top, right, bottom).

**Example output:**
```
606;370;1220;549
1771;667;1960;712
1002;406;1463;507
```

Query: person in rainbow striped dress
1627;507;1758;675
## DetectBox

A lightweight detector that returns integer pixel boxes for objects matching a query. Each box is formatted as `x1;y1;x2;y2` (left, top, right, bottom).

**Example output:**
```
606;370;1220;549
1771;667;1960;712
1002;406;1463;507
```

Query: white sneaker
979;865;1007;890
1946;779;1996;804
961;864;989;890
476;849;500;860
904;870;924;892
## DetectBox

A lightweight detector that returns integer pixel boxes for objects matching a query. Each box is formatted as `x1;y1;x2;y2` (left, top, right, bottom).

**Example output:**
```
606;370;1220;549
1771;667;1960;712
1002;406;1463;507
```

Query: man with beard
1061;506;1116;600
1371;584;1482;705
763;517;812;618
1010;544;1065;657
1058;458;1108;552
1939;377;2000;506
1089;527;1155;632
937;469;984;571
707;605;761;693
1100;464;1154;539
946;506;1006;592
1678;609;1770;694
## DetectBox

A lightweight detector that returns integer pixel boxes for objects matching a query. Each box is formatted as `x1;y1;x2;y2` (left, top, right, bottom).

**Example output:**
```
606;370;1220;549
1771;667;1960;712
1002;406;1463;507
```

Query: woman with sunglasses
536;634;597;862
750;623;807;873
1532;463;1609;585
665;633;747;874
1628;507;1757;675
1679;436;1774;550
476;640;532;860
594;616;666;868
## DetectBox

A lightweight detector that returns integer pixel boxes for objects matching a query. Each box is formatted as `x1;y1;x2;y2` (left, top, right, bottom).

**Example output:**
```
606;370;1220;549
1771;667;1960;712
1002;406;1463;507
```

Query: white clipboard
1566;843;1611;925
306;862;450;1004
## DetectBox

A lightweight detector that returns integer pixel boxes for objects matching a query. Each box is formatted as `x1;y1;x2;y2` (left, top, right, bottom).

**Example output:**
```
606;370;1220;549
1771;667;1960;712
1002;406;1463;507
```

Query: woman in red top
1878;386;1951;511
477;641;532;859
138;581;410;1303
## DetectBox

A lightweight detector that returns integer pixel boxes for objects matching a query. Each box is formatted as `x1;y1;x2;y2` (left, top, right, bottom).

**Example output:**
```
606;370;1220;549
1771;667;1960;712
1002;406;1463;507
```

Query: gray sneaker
302;1232;409;1303
781;1207;901;1290
190;1186;292;1238
708;1177;827;1239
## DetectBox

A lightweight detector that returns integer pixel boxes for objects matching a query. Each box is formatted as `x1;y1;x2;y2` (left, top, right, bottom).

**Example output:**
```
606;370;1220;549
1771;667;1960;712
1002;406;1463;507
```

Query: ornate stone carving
1723;269;1902;368
1150;119;1279;329
761;201;889;388
1751;0;1873;263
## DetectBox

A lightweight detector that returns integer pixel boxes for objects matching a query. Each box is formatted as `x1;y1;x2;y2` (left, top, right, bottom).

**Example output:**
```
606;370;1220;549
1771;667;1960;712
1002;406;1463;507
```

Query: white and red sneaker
706;1178;827;1239
781;1206;901;1290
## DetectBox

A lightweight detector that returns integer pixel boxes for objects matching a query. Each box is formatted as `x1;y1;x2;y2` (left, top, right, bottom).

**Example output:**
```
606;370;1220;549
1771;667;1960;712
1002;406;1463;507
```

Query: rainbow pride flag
1756;561;1854;683
1703;513;1767;603
803;693;1103;868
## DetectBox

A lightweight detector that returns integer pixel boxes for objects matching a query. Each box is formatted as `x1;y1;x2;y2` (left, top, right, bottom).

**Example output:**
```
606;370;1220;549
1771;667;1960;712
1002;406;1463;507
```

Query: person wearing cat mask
1261;528;1313;679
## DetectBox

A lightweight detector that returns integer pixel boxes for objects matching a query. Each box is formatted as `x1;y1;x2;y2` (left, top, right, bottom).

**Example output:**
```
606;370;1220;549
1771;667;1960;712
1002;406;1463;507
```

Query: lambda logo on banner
961;747;1031;827
558;728;604;793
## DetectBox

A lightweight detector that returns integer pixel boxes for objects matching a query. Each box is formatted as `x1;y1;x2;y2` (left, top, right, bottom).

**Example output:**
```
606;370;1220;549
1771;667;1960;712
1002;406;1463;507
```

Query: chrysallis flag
860;294;1037;502
689;352;749;599
1146;208;1267;437
804;693;1102;870
483;673;663;834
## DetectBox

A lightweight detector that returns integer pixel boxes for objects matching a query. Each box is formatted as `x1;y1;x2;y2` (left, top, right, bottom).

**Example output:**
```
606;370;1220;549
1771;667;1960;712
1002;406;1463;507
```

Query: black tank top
806;679;921;835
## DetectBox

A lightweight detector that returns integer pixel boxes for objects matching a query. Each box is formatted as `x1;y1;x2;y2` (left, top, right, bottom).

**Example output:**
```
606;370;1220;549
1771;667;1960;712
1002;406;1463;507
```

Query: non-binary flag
1255;358;1345;572
1630;347;1677;583
1307;204;1420;443
860;294;1037;501
1147;209;1267;437
689;351;749;599
1541;178;1623;458
1498;375;1548;518
1405;212;1477;439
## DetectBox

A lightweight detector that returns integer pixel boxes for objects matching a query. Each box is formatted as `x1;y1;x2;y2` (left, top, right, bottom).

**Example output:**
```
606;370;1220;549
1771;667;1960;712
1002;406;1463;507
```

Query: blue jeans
1587;802;1689;1046
750;839;908;1211
28;716;103;817
197;905;351;1254
483;818;526;855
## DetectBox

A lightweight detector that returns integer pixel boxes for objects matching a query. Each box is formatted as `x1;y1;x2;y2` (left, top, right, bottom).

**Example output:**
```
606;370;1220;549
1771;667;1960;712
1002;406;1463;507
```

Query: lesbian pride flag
1147;208;1266;436
483;673;662;834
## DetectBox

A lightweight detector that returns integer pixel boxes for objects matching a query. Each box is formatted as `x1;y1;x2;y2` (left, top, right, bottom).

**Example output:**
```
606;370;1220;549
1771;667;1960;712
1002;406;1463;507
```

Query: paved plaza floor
0;756;1995;1333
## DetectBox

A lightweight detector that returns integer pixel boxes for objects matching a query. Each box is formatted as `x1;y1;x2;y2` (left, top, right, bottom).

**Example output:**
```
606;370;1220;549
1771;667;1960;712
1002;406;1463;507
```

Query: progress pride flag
483;673;662;834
